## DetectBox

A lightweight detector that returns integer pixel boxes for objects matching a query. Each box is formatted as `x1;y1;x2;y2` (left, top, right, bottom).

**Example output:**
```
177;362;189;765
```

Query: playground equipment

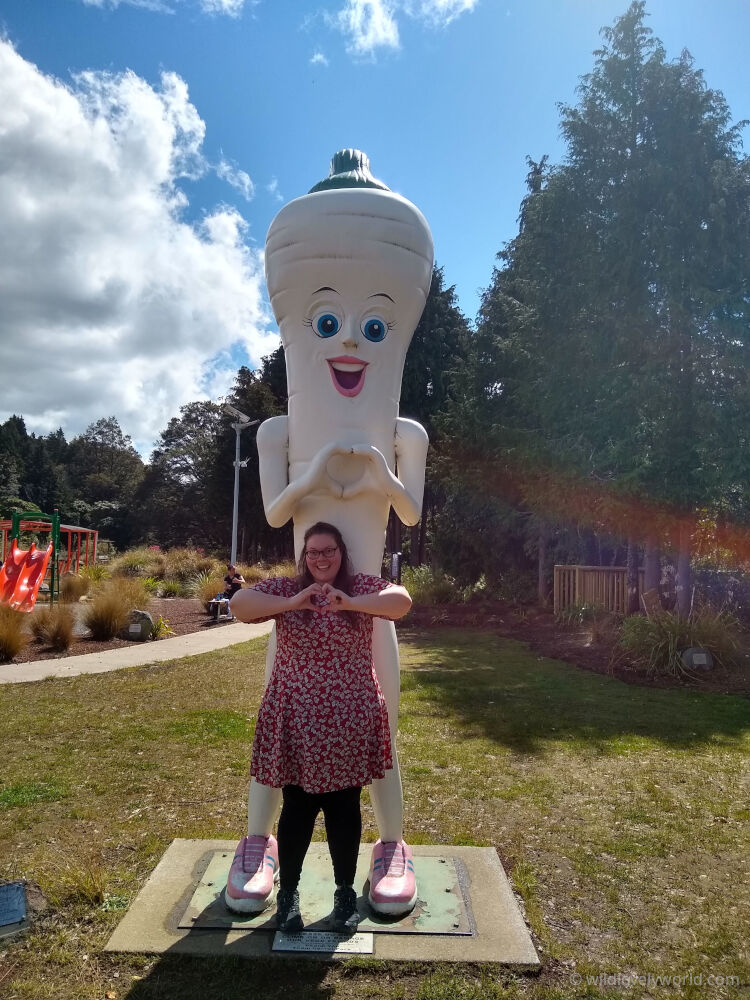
0;510;98;611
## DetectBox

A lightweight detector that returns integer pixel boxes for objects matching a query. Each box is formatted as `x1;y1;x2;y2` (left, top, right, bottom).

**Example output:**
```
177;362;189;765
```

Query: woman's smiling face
304;532;342;585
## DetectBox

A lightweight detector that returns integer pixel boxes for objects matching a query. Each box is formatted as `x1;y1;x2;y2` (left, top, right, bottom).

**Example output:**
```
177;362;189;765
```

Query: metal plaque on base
272;930;374;954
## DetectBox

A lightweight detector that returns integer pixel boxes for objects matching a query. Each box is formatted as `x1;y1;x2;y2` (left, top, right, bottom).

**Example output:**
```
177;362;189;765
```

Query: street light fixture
222;404;259;565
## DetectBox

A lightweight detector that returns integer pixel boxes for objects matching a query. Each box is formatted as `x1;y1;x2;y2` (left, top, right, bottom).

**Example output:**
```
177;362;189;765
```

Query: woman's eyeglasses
305;546;339;560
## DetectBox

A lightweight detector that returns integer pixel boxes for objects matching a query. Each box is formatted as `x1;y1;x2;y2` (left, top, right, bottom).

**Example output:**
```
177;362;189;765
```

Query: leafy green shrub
618;607;745;677
141;576;161;595
79;563;110;585
0;605;28;662
152;615;175;639
29;605;75;651
60;573;89;603
401;565;459;605
83;579;150;640
458;574;491;603
158;580;183;598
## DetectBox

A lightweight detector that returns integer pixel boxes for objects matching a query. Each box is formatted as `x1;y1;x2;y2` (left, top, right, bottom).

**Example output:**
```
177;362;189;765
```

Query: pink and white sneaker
224;834;278;914
368;839;417;916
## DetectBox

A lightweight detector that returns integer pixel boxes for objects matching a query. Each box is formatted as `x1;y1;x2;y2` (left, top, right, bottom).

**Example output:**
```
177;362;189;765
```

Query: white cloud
199;0;245;15
81;0;245;14
402;0;479;26
0;40;276;455
328;0;477;54
310;50;330;67
82;0;172;10
216;157;255;200
266;177;284;202
334;0;399;56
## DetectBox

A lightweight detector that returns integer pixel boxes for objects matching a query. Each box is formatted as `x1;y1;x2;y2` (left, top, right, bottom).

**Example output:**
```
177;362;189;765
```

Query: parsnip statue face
266;185;433;428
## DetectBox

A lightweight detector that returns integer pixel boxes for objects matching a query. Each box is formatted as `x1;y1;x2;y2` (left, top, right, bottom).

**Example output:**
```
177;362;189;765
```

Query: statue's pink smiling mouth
327;356;369;397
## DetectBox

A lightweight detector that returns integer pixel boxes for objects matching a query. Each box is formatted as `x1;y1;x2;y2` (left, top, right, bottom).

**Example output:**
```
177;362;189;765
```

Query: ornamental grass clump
29;605;75;652
83;579;150;641
0;605;28;662
79;563;110;585
266;560;297;579
238;563;268;583
193;571;226;611
618;607;745;678
60;573;89;603
162;547;218;583
110;546;166;580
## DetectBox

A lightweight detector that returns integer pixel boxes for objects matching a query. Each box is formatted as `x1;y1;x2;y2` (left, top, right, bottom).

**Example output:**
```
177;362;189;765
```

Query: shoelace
240;840;266;876
382;842;405;877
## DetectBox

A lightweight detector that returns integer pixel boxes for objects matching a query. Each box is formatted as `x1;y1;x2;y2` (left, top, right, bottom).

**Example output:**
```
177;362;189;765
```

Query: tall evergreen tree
465;2;750;610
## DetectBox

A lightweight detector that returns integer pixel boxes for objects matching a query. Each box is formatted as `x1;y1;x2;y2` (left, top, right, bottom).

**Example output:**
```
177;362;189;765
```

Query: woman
223;563;245;599
226;522;411;933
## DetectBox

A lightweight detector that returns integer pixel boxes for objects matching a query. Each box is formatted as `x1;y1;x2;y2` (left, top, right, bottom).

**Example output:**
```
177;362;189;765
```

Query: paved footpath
0;620;273;685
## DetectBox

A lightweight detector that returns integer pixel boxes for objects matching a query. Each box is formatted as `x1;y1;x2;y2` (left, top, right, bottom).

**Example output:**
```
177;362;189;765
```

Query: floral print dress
249;575;394;794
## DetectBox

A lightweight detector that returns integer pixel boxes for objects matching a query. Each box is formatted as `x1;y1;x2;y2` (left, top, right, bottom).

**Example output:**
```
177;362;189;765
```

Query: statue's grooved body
250;149;433;870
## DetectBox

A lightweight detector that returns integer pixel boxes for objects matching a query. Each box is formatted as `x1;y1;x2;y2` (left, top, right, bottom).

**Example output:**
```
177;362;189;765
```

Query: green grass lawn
0;629;748;999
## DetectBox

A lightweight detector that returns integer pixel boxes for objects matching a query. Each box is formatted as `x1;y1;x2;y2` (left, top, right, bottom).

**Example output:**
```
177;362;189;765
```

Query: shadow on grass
124;946;334;1000
397;629;750;755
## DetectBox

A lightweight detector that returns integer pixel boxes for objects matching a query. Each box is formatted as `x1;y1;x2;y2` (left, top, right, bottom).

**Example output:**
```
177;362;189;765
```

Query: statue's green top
308;149;391;193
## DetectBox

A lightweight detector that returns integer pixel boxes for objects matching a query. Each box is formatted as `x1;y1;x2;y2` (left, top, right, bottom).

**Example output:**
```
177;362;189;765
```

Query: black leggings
277;784;362;892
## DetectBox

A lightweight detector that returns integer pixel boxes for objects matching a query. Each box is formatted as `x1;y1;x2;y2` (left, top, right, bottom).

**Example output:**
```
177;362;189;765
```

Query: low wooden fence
553;565;645;615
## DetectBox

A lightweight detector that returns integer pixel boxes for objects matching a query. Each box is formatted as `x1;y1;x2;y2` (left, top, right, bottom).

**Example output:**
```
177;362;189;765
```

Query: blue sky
1;0;749;455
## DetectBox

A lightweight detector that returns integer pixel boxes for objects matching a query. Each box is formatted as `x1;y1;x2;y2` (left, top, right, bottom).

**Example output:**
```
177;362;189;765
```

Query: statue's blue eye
315;314;339;337
362;317;387;342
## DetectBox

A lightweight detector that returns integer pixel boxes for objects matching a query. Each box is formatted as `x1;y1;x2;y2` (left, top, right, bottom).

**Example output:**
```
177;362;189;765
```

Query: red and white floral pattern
249;575;393;794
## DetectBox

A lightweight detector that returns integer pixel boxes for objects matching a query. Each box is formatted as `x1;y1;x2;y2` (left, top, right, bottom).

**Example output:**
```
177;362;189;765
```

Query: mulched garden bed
12;598;233;665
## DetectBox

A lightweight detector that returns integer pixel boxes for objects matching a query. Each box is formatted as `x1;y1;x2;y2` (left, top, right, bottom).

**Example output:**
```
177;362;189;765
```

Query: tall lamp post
223;405;259;566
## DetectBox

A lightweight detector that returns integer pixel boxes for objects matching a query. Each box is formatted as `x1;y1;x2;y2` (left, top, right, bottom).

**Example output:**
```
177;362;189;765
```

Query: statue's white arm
342;417;429;526
257;416;350;527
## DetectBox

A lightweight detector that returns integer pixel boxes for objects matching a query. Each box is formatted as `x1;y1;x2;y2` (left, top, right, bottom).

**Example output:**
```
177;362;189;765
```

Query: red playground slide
0;539;54;613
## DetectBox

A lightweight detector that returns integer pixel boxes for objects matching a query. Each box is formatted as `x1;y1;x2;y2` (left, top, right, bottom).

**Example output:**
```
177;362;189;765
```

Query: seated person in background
223;564;245;600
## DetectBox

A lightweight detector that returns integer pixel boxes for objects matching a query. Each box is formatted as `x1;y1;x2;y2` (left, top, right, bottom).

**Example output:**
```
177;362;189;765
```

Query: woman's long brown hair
296;521;361;628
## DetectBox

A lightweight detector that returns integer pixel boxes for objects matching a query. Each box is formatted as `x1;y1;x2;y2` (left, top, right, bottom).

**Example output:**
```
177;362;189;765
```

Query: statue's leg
368;618;416;915
370;617;403;841
247;626;282;834
225;627;281;913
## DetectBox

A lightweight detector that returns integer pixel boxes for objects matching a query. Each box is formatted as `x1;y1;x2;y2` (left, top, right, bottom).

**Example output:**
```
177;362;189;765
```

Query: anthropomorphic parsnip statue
225;150;433;918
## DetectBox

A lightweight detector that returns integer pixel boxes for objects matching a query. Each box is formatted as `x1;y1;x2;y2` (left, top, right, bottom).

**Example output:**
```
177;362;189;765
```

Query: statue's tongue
335;369;361;390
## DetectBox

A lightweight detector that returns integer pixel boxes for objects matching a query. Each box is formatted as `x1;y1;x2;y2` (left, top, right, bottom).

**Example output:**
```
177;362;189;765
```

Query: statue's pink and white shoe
224;834;278;913
368;839;417;915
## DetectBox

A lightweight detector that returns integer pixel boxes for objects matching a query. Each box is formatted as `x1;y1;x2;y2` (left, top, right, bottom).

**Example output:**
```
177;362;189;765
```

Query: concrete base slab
105;838;539;966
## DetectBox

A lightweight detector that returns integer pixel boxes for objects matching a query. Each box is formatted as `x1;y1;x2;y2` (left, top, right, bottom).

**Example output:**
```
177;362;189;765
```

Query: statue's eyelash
303;317;395;330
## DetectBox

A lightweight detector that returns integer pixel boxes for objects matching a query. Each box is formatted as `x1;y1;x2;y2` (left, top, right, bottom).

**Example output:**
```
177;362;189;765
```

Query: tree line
2;4;749;613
